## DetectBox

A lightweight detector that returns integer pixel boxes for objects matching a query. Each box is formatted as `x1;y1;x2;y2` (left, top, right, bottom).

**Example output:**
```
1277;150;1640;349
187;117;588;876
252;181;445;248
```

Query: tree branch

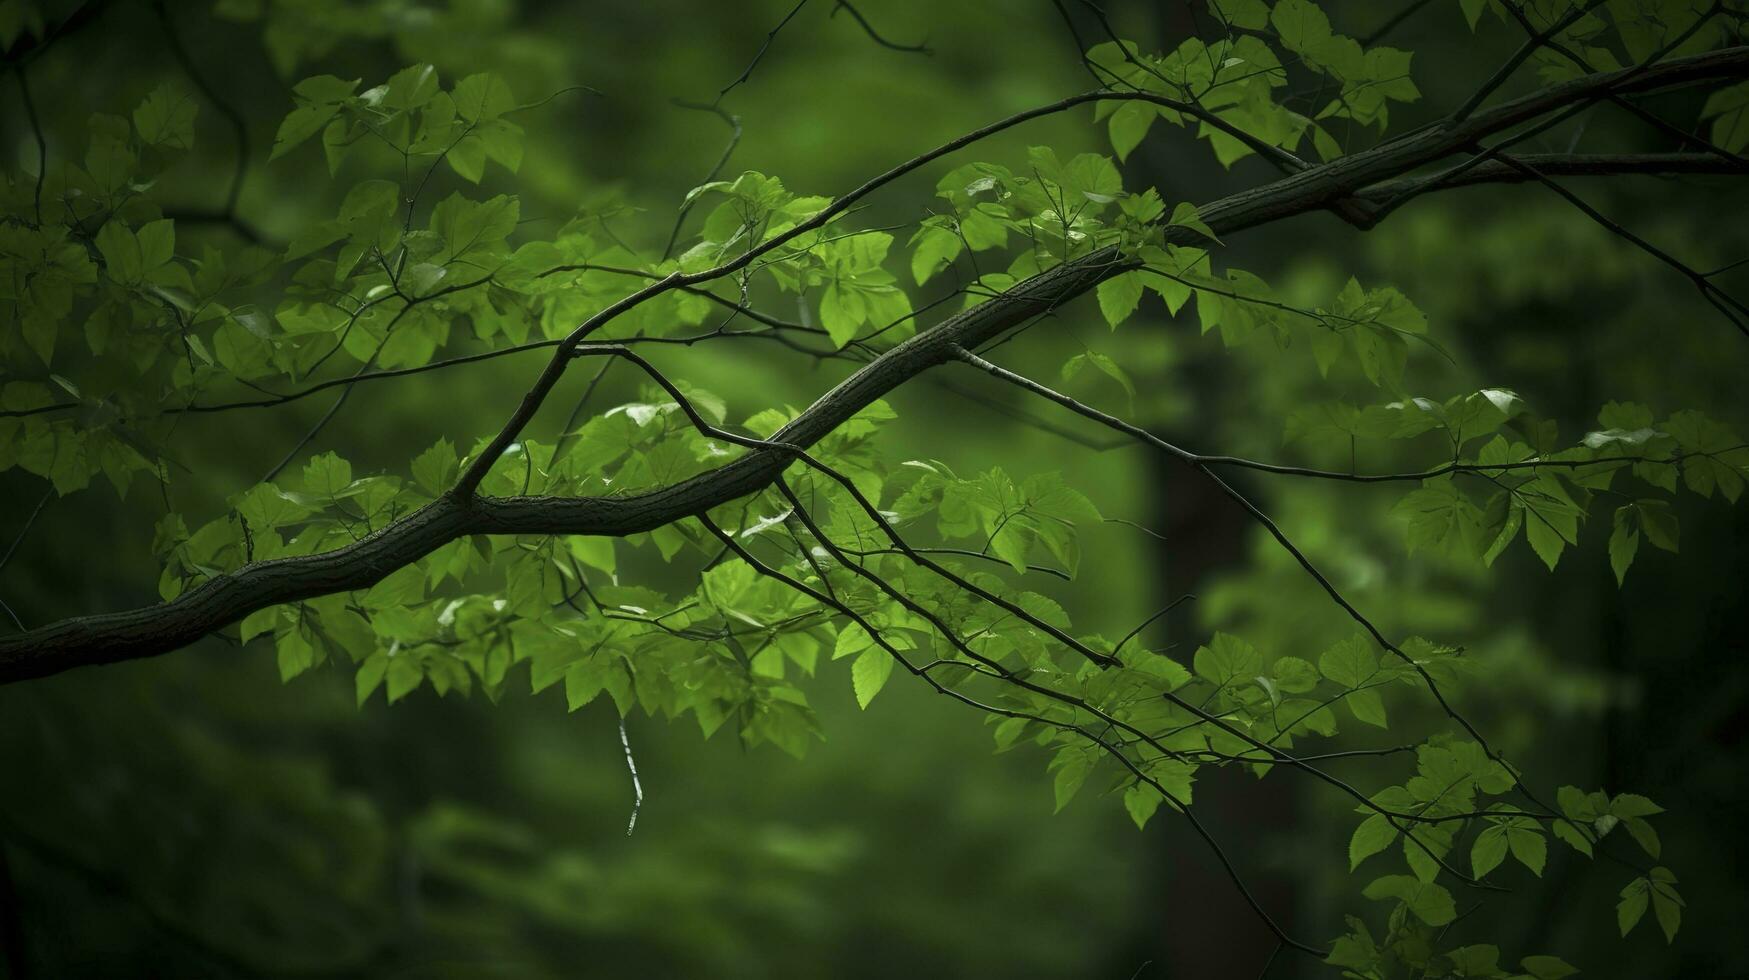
3;46;1747;684
1353;151;1749;201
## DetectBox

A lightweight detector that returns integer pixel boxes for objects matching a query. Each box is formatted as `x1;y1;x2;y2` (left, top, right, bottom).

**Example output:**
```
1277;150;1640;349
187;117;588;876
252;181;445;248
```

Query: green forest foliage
2;0;1748;976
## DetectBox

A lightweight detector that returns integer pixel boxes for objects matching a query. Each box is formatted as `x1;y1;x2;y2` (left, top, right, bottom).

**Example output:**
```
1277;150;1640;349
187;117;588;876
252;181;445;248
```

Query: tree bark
3;46;1746;684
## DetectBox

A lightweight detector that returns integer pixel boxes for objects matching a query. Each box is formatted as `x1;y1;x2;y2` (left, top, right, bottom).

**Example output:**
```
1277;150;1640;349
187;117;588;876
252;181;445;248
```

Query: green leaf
1325;918;1381;971
1194;632;1264;689
1507;823;1547;876
429;192;519;266
1363;874;1455;926
1609;793;1665;818
1445;946;1502;976
1701;80;1749;154
1521;955;1578;980
1124;781;1163;830
1552;817;1594;858
136;219;175;276
1096;271;1145;328
271;75;359;160
477;118;524;173
447;133;487;182
1345;687;1387;728
1609;506;1640;586
363;564;425;610
1271;0;1332;54
1666;410;1745;501
1520;474;1582;570
852;647;894;708
133;84;198;150
909;221;962;285
1637;501;1679;552
411;438;458;495
1052;747;1094;812
1394;477;1483;557
1167;202;1219;243
240;606;280;642
1650;867;1682;942
232;482;311;530
820;283;865;349
1107;101;1155;162
276;627;317;682
833;622;874;660
1623;817;1661;859
337;179;403;264
565;659;608;710
382;64;441;109
1402;821;1453;883
1062;349;1136;402
94;221;142;283
1317;635;1376;688
301;451;354;499
1617;878;1649;936
1482;494;1523;567
1524;511;1568;569
355;652;388;706
1472;824;1509;877
1349;813;1396;869
386;655;423;703
1444;388;1523;443
453;72;515;122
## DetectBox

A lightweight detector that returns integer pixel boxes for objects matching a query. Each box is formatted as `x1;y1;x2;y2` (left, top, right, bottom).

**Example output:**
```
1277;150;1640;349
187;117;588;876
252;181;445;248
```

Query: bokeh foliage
2;1;1748;977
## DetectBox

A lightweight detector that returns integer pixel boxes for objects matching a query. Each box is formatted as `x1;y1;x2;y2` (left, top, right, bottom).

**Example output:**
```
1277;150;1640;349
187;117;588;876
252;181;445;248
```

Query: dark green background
2;1;1745;976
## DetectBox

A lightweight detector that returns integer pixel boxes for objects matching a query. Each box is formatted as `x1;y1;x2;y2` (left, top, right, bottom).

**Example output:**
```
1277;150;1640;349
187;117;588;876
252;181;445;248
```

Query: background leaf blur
2;1;1748;977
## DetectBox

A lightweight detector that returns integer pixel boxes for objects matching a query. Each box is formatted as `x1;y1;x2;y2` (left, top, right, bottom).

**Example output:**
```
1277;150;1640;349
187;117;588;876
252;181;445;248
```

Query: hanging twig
619;718;643;836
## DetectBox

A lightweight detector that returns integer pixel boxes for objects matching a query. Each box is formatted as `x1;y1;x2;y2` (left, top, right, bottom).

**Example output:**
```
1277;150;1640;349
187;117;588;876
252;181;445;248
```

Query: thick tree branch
456;45;1749;496
3;47;1748;684
1353;151;1749;201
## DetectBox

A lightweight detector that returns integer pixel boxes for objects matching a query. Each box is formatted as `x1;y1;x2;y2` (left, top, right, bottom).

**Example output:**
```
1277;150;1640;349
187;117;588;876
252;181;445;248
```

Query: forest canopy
2;0;1747;977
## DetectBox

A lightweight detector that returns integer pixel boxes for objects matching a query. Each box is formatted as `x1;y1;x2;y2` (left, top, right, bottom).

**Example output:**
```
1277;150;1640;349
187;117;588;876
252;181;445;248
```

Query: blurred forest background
1;0;1746;976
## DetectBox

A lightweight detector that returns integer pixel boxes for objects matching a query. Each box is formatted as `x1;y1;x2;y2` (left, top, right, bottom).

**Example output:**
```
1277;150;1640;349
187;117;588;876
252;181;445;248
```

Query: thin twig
715;0;810;106
662;101;743;260
1114;594;1195;655
1449;0;1607;123
13;64;44;224
0;488;51;578
1361;0;1437;46
831;1;931;54
153;0;250;219
619;718;643;836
